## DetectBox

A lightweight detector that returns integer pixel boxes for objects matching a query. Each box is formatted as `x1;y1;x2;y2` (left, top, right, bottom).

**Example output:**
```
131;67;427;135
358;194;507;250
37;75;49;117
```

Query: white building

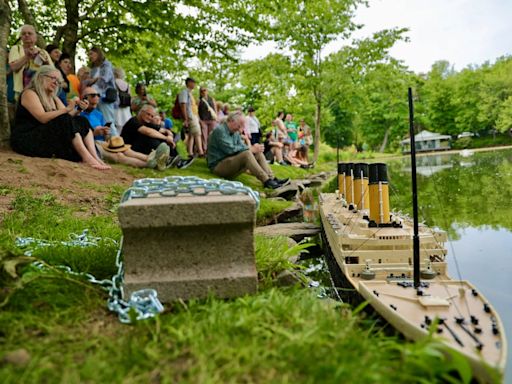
400;130;451;153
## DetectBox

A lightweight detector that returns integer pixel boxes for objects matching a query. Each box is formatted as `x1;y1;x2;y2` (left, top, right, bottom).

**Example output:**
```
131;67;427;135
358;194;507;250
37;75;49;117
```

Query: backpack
116;82;131;108
172;94;183;119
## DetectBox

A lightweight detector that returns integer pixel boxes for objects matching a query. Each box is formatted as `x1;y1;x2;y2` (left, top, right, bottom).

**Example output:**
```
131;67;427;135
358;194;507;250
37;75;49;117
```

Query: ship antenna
408;87;421;291
336;133;340;190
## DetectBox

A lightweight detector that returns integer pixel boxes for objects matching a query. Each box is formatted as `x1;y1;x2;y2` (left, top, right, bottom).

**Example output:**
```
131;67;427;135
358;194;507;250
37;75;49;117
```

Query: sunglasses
85;93;101;98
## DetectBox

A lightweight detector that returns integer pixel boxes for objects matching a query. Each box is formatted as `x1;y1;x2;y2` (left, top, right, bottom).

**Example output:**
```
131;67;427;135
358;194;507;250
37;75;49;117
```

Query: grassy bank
0;150;484;383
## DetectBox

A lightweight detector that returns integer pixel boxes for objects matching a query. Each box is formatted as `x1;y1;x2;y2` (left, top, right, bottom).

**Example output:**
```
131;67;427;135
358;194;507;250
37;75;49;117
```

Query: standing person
131;83;157;115
207;111;288;189
179;77;204;158
55;52;76;105
284;113;298;147
77;66;97;97
88;46;118;136
216;101;225;122
246;106;261;145
198;86;217;152
58;53;80;102
9;25;53;101
45;44;62;64
114;68;132;130
10;65;109;170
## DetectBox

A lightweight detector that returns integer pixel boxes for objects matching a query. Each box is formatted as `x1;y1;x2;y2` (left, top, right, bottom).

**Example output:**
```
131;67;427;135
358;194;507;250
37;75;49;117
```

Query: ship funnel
353;163;370;211
337;163;347;199
344;163;354;207
369;163;390;226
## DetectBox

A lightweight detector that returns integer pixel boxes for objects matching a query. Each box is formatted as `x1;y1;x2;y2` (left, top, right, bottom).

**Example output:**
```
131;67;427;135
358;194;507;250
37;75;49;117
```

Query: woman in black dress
11;65;110;170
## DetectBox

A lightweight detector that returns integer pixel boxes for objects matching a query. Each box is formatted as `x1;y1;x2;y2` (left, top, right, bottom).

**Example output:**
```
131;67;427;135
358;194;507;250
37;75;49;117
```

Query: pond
387;148;512;381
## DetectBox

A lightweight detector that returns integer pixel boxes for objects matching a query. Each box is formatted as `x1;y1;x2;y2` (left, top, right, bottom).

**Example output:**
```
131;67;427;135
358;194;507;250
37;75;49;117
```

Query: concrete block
119;192;257;302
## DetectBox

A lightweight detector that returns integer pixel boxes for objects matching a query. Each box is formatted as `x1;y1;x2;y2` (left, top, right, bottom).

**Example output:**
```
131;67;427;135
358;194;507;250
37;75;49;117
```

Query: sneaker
274;177;290;187
177;156;196;169
264;178;281;189
165;155;182;169
146;149;157;169
155;143;170;171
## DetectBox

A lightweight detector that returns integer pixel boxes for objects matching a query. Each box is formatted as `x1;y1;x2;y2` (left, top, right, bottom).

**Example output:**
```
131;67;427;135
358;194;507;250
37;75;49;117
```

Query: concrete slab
119;192;258;302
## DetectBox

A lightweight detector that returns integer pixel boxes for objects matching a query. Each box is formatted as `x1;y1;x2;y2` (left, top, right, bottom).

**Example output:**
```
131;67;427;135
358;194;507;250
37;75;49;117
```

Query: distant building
400;130;451;153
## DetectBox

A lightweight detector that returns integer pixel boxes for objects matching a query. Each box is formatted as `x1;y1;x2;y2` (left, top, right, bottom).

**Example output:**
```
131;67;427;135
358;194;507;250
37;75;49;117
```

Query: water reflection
387;149;512;380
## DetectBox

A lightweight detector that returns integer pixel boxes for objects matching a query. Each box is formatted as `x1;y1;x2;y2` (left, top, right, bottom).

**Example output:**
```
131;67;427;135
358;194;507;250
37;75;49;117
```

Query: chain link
121;176;260;209
15;230;164;324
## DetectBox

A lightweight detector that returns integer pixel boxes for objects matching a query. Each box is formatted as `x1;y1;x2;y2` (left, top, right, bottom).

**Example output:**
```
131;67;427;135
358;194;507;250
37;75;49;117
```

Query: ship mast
408;87;421;290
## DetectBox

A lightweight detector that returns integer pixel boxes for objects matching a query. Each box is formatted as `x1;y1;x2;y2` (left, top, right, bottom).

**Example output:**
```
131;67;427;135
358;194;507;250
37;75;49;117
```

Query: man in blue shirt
80;86;111;141
207;111;288;189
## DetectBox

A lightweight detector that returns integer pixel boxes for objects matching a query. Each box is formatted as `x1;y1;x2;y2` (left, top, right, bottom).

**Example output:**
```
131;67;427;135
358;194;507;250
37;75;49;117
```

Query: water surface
387;149;512;381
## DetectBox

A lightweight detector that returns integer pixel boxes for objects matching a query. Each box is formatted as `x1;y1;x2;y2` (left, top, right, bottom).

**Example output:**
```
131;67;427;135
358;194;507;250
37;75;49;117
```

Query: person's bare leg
272;147;283;163
72;133;110;170
83;131;111;169
194;134;204;156
186;134;194;157
115;152;147;168
124;149;148;162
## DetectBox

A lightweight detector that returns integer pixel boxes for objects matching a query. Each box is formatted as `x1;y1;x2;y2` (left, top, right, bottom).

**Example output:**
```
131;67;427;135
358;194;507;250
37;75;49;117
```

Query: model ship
319;90;507;383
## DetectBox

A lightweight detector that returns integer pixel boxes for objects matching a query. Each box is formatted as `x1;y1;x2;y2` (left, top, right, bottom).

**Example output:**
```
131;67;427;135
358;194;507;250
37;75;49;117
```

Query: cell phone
105;122;112;127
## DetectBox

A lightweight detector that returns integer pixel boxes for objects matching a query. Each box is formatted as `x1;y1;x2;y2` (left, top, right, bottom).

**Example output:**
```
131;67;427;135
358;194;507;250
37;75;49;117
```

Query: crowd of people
6;25;314;188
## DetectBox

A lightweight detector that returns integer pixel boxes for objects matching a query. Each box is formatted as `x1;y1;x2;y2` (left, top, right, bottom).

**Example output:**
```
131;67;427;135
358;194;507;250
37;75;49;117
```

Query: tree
0;0;11;147
266;0;362;161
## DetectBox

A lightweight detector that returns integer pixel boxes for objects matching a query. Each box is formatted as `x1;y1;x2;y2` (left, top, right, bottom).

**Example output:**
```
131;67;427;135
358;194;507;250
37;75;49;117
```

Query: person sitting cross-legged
121;105;193;169
207;111;289;189
81;86;168;169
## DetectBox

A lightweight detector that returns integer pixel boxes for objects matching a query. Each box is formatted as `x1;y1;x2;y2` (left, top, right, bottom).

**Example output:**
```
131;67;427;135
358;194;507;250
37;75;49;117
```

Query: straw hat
101;136;131;153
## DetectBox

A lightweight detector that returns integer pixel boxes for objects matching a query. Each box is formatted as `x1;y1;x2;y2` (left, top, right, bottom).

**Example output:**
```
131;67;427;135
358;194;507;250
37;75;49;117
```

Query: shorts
189;116;201;136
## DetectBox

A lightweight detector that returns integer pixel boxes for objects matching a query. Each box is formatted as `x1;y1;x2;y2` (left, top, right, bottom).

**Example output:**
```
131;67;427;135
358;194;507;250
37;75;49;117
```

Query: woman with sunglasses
10;65;110;170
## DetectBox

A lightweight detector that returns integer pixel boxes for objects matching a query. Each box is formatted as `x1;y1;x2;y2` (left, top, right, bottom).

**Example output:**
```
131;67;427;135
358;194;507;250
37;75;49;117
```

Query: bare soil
0;149;137;216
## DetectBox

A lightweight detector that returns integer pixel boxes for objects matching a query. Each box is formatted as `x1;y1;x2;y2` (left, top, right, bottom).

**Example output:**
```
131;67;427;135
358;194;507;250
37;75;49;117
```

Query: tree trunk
61;0;79;62
0;0;11;148
17;0;46;48
379;127;390;153
313;91;321;163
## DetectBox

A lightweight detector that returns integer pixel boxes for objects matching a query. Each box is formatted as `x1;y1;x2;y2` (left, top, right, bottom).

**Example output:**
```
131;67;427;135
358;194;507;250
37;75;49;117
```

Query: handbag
201;97;217;120
116;82;131;108
104;87;118;103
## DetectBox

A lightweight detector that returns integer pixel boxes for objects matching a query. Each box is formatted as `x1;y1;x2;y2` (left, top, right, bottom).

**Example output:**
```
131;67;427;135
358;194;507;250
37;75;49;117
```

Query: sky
243;0;512;74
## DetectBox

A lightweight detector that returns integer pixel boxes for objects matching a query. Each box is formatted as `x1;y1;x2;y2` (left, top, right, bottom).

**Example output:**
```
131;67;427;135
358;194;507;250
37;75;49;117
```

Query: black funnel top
345;163;354;175
353;163;369;179
338;163;347;174
369;163;388;184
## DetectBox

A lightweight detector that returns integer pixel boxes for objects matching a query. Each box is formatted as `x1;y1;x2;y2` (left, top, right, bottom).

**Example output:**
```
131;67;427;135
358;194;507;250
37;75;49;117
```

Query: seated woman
286;145;311;168
10;65;110;170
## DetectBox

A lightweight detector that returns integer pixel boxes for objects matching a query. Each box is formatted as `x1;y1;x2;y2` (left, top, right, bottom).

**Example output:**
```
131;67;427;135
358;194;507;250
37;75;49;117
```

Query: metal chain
14;177;259;323
15;229;164;324
121;176;260;209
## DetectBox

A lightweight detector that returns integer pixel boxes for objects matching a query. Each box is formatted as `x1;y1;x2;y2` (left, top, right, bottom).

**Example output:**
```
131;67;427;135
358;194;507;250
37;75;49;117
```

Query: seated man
207;111;288;189
81;87;168;169
121;105;193;169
